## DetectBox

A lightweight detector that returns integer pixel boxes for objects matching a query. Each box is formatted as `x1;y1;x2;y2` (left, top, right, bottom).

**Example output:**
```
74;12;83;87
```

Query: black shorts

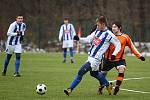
101;59;126;71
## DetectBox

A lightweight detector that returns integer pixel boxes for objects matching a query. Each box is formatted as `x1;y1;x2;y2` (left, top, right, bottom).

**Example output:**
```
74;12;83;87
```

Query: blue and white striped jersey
80;28;121;61
7;21;26;45
59;23;76;41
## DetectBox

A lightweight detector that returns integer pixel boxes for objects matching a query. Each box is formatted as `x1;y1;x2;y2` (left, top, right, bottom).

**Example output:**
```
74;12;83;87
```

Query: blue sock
69;48;73;60
15;53;21;73
97;72;109;86
3;54;12;72
90;71;109;86
99;72;107;86
63;48;67;61
69;75;82;90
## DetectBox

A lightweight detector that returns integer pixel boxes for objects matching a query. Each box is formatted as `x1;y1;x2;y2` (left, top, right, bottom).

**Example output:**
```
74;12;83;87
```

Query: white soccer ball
36;84;47;95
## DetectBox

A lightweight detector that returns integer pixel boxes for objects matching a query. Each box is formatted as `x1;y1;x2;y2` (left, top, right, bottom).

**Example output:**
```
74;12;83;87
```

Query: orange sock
116;73;124;86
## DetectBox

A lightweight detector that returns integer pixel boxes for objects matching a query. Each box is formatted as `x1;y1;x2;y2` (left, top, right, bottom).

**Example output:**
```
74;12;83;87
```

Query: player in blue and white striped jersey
59;17;76;63
2;15;26;77
64;16;121;96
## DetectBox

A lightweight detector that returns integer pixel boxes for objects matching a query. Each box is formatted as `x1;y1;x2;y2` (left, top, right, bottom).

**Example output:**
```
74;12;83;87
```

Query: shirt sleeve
21;23;26;36
71;24;76;37
109;34;121;56
59;25;63;41
79;31;95;44
7;23;17;36
126;35;142;58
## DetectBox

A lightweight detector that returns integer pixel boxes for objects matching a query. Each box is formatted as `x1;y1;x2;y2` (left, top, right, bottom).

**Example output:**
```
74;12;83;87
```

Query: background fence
0;0;150;50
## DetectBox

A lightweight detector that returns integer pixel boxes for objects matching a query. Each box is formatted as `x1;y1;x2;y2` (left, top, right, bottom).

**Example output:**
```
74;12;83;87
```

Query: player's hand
140;56;145;61
73;35;79;41
111;55;116;61
20;31;22;36
16;31;22;36
16;31;20;36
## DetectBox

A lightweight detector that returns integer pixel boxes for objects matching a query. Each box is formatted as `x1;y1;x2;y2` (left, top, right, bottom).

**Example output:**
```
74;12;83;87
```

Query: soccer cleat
70;60;74;63
14;72;21;77
2;71;6;76
64;88;72;96
97;85;105;95
63;60;66;63
106;82;113;95
113;86;119;95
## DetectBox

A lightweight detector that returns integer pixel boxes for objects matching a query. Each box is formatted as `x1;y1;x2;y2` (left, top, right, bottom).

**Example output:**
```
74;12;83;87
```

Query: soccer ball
36;84;47;95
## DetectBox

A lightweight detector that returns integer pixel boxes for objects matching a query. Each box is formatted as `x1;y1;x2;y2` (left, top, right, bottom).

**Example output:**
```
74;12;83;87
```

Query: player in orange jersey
98;21;145;95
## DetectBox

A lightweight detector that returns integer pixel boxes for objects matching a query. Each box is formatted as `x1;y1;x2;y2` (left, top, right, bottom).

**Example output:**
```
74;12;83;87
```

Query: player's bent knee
117;65;125;73
90;71;98;77
101;71;108;76
101;71;107;74
78;68;86;76
78;62;91;76
118;67;125;73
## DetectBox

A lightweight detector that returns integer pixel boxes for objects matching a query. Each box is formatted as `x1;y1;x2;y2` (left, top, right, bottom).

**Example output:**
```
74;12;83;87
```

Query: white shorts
87;56;101;71
5;44;22;54
62;40;73;48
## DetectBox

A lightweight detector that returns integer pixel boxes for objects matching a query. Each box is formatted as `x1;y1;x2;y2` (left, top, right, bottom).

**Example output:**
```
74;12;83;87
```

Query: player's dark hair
112;21;122;31
96;15;107;25
16;14;23;18
64;17;69;20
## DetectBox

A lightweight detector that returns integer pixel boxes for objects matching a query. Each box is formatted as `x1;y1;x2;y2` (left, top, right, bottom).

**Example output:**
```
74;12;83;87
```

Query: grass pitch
0;52;150;100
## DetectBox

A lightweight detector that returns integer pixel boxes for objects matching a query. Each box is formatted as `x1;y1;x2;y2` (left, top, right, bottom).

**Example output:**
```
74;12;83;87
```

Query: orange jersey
105;34;142;61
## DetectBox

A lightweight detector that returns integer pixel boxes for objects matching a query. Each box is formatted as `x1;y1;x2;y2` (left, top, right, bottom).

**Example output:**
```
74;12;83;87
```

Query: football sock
116;73;124;86
69;75;82;90
97;72;109;86
113;73;124;95
90;71;109;86
3;54;12;72
69;62;91;90
99;71;108;86
15;53;21;73
69;48;73;60
63;48;67;61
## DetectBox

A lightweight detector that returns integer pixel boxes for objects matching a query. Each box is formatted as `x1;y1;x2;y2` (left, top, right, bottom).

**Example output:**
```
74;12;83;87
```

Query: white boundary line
109;77;150;94
120;88;150;94
109;77;150;83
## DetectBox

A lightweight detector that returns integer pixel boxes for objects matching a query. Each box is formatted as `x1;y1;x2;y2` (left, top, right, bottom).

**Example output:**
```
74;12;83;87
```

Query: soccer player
98;21;145;95
2;15;26;77
63;16;121;96
59;17;76;63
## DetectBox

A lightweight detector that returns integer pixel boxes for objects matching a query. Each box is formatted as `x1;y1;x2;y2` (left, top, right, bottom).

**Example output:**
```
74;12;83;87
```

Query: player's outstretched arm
126;35;145;61
78;31;96;44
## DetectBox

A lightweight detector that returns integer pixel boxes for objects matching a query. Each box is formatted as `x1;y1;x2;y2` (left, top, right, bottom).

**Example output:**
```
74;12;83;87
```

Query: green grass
0;52;150;100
